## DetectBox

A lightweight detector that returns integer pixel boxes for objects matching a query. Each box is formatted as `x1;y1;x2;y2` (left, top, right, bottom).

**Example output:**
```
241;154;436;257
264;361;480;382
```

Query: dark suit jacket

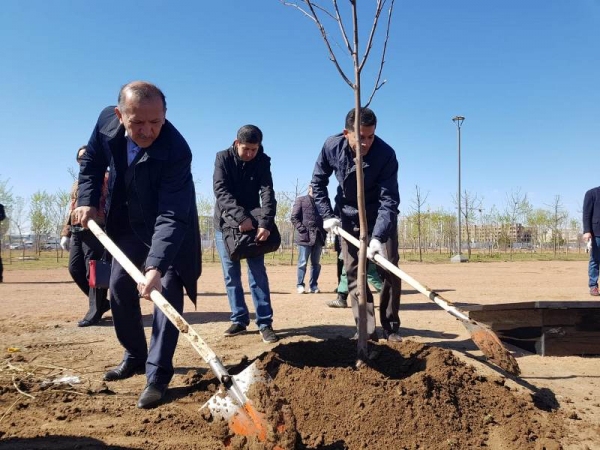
291;194;325;247
78;106;201;302
583;186;600;237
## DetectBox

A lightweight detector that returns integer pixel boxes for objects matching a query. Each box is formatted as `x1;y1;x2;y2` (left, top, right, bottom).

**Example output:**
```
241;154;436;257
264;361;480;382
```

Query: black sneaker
260;326;278;343
223;323;247;337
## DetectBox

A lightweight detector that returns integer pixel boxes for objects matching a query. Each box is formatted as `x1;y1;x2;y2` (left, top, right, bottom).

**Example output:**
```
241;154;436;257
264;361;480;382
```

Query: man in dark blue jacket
583;186;600;296
74;81;201;408
213;125;279;344
311;107;402;342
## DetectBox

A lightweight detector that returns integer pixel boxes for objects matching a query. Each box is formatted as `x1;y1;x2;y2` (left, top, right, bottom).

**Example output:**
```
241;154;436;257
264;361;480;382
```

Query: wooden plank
541;328;600;356
464;301;600;312
464;302;600;356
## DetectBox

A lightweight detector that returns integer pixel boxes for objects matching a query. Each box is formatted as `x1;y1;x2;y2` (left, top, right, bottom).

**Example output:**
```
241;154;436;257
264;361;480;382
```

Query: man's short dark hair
345;107;377;131
237;125;263;144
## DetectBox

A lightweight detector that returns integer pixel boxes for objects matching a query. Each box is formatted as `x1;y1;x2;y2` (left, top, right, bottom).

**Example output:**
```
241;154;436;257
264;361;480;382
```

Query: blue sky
1;0;598;223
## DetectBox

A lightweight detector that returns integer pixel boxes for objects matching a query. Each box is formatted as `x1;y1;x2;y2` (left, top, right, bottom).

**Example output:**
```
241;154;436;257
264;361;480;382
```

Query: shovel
337;228;521;376
87;220;272;442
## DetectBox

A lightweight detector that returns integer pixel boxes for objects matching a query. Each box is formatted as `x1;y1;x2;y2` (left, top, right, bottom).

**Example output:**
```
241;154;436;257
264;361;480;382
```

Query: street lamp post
451;115;467;263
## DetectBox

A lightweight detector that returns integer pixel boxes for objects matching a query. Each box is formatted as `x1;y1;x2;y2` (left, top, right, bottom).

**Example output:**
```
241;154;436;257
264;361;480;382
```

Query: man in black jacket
583;186;600;296
213;125;279;343
74;81;201;409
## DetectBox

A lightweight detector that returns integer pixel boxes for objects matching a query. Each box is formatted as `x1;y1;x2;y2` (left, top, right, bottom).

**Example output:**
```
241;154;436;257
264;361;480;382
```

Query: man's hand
239;217;255;232
323;217;341;235
255;227;271;242
138;268;162;301
60;236;70;251
73;206;98;228
584;232;593;252
367;239;383;260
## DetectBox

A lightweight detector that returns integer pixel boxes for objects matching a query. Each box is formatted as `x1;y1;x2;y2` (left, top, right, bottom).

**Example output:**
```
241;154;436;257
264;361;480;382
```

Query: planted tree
30;191;54;255
281;0;396;360
51;188;70;260
10;196;27;260
459;190;483;259
548;194;568;257
410;185;428;262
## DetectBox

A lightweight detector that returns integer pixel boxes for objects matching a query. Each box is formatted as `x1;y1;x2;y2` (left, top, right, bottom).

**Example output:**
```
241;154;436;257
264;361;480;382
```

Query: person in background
327;262;383;308
61;145;110;326
311;106;402;342
213;125;279;344
74;81;201;409
0;202;5;283
582;186;600;296
291;185;326;294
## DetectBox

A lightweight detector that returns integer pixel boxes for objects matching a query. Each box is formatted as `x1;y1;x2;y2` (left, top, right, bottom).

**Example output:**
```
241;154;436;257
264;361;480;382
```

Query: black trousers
109;233;184;386
68;230;109;321
341;225;401;336
0;253;3;281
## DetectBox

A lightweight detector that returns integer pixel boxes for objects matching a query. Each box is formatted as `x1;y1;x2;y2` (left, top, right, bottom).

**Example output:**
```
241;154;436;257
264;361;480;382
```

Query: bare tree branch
332;0;353;54
365;0;394;107
358;0;385;72
281;0;354;88
280;1;336;21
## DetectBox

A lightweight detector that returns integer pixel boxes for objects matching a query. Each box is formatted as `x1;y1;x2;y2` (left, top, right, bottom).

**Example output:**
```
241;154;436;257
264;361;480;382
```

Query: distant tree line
0;176;583;262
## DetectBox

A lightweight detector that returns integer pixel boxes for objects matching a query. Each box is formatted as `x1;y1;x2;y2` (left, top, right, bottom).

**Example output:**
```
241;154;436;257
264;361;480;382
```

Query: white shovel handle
87;220;220;363
336;228;471;322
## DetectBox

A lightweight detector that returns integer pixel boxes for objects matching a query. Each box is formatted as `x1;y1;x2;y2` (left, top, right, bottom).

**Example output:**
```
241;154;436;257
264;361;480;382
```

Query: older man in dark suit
74;81;201;408
583;186;600;296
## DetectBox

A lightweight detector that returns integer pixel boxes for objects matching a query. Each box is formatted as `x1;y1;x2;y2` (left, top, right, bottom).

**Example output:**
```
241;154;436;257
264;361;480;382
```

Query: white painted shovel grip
87;220;219;362
337;228;471;322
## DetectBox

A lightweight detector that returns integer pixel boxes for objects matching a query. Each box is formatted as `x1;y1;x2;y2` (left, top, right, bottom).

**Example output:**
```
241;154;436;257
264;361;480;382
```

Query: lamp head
452;116;465;127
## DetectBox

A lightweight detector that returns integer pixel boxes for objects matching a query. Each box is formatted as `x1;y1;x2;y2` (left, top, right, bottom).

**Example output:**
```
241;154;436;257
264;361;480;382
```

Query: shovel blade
201;362;269;441
462;320;521;376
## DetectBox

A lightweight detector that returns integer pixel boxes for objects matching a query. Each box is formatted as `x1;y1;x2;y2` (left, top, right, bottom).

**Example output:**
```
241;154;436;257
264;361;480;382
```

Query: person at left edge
73;81;201;409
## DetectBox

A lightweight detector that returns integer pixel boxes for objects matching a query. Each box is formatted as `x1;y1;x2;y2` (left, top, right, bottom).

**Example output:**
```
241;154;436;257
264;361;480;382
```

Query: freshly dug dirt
0;338;567;450
0;261;599;449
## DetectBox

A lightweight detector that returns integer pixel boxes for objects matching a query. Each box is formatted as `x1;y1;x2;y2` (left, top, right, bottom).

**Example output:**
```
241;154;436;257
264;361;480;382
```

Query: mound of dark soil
0;339;567;450
206;339;565;449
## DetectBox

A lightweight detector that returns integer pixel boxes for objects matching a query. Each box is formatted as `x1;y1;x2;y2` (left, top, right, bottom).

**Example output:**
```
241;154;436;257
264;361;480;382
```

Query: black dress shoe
103;360;146;381
137;383;167;409
78;317;100;327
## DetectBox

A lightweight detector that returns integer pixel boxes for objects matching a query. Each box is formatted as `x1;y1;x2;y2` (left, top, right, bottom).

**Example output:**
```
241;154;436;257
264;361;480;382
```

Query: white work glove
60;236;70;251
587;239;593;252
323;217;341;235
366;238;383;260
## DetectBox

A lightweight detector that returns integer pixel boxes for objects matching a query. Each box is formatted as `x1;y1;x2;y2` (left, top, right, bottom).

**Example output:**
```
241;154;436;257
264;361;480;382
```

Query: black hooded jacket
213;144;277;231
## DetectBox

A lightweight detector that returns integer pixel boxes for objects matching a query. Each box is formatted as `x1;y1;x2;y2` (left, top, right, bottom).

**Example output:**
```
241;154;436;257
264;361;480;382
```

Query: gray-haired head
118;81;167;113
